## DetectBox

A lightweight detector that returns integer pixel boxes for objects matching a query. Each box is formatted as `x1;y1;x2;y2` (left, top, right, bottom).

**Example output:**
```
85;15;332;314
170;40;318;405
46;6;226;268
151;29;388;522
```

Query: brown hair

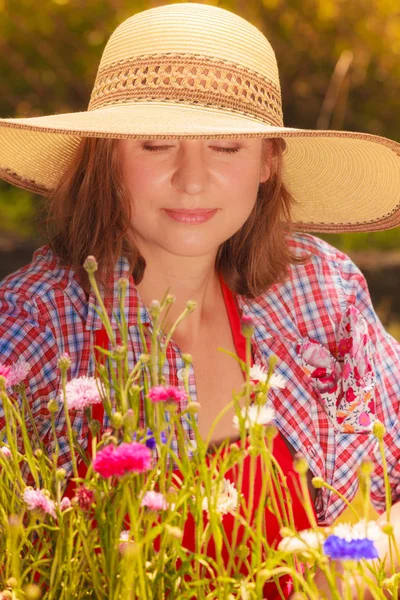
43;137;306;298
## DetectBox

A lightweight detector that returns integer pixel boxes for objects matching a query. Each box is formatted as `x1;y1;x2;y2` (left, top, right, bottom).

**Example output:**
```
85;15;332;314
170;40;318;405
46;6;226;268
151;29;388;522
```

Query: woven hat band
88;54;284;128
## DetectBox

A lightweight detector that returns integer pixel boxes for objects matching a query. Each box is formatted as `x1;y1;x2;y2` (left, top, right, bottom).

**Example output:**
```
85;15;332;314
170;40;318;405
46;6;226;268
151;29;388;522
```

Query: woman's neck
135;254;222;347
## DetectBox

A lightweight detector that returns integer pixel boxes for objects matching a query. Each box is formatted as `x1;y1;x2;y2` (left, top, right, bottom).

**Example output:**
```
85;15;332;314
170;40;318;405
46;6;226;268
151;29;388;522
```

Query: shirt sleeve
0;289;78;476
337;251;400;513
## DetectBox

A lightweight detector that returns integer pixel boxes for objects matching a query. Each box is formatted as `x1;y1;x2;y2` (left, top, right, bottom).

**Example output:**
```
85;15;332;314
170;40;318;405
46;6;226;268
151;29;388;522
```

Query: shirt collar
62;255;151;331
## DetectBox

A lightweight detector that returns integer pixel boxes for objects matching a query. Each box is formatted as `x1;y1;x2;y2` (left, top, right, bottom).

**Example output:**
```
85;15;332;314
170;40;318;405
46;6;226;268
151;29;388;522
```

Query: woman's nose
172;142;209;195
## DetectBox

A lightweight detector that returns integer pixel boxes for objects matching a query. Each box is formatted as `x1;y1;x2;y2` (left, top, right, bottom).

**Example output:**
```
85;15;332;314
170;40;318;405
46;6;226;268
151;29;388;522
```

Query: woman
1;2;400;592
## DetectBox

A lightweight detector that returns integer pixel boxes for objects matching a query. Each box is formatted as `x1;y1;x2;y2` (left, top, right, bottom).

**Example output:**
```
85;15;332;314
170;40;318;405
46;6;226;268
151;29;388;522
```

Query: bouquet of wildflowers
0;256;399;600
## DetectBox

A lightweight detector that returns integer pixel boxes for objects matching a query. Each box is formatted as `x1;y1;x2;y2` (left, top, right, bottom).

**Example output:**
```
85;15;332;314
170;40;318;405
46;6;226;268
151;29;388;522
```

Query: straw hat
1;3;400;233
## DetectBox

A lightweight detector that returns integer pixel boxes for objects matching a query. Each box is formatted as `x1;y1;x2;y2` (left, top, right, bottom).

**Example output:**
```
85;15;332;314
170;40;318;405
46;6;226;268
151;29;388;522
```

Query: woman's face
118;138;271;260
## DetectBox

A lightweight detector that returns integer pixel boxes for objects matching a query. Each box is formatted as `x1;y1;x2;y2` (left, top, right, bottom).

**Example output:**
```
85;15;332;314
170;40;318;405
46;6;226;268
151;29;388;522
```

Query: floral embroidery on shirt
297;305;376;433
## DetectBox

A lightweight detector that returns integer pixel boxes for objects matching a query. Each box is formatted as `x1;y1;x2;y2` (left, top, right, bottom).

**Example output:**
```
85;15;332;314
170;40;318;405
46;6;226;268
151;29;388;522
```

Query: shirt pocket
296;305;376;434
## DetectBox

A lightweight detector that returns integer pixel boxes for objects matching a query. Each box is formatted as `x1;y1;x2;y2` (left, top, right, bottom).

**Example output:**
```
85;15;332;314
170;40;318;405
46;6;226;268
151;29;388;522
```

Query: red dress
66;278;313;598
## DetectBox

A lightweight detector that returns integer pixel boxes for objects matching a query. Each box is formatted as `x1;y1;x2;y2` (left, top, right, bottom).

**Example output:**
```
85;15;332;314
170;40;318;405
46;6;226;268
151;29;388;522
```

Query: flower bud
139;354;150;364
293;452;309;475
83;255;98;274
312;476;325;489
186;402;201;413
186;300;197;312
89;419;101;437
382;574;400;590
381;522;394;536
373;420;386;440
6;578;17;589
57;353;71;371
279;527;294;537
56;468;66;480
123;409;136;429
47;398;58;413
165;294;175;305
236;544;249;559
23;584;41;600
182;353;193;365
34;449;43;459
241;315;254;337
111;412;123;429
113;345;127;361
1;591;13;599
117;277;128;292
165;524;183;539
149;300;161;318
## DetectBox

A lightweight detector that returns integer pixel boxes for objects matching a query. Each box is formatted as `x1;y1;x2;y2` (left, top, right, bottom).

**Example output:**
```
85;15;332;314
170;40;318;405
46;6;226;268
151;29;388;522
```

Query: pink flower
141;491;168;511
23;488;56;518
338;337;353;357
62;376;103;410
119;530;135;553
74;486;95;511
0;446;11;458
358;412;371;427
0;360;30;388
0;364;12;385
93;442;152;478
148;385;187;404
59;497;71;511
346;387;356;403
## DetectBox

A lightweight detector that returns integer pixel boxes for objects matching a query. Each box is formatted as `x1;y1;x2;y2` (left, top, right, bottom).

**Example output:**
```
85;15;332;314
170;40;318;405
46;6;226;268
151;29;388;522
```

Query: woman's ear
259;139;274;183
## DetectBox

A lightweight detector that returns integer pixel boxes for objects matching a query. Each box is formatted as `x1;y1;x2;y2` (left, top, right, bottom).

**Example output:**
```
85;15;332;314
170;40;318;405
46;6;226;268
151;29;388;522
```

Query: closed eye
142;144;172;152
142;144;240;154
212;146;240;154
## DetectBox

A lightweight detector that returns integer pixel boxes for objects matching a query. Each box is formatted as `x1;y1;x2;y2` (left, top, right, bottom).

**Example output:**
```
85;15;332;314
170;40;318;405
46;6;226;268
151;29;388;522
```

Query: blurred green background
1;0;400;336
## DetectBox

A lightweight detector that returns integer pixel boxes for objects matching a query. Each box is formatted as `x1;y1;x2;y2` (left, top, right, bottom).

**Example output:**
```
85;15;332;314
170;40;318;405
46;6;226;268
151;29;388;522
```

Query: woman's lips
163;209;218;224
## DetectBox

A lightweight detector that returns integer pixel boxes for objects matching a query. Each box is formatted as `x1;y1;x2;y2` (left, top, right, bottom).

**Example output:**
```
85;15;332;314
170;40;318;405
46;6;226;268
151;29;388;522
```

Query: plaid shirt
1;232;400;525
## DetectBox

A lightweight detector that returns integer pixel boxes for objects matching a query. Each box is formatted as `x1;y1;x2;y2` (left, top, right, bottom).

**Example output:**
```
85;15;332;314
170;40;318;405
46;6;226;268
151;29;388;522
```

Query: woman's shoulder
0;244;72;300
286;231;355;266
285;231;365;290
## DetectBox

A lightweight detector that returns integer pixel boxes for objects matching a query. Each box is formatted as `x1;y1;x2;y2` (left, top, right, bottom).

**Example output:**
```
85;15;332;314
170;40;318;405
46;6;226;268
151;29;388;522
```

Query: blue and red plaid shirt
1;232;400;525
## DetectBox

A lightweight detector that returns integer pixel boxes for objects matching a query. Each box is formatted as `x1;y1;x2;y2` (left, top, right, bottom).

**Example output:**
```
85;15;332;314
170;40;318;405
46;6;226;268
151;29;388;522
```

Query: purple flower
144;428;167;450
323;535;379;561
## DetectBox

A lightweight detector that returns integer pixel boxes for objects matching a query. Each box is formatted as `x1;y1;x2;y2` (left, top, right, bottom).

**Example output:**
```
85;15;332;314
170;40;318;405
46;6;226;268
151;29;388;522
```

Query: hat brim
1;101;400;233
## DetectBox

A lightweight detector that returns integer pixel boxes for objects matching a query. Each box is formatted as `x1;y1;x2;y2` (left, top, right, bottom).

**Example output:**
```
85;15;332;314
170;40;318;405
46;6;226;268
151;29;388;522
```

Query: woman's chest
174;314;245;443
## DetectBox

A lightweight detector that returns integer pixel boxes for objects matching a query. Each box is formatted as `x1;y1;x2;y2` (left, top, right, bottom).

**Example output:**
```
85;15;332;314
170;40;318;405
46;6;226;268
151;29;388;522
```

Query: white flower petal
332;519;384;543
278;530;324;553
201;478;239;516
232;404;275;430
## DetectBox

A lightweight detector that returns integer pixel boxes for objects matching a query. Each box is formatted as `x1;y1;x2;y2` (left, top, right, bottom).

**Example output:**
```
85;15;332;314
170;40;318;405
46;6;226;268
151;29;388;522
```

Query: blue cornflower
132;428;167;449
143;428;167;450
323;535;379;561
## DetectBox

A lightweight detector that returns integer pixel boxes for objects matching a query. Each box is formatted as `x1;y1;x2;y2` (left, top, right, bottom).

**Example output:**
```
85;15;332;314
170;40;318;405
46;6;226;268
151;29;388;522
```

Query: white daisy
278;530;324;553
202;478;239;516
249;364;286;389
333;519;384;543
232;404;275;430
